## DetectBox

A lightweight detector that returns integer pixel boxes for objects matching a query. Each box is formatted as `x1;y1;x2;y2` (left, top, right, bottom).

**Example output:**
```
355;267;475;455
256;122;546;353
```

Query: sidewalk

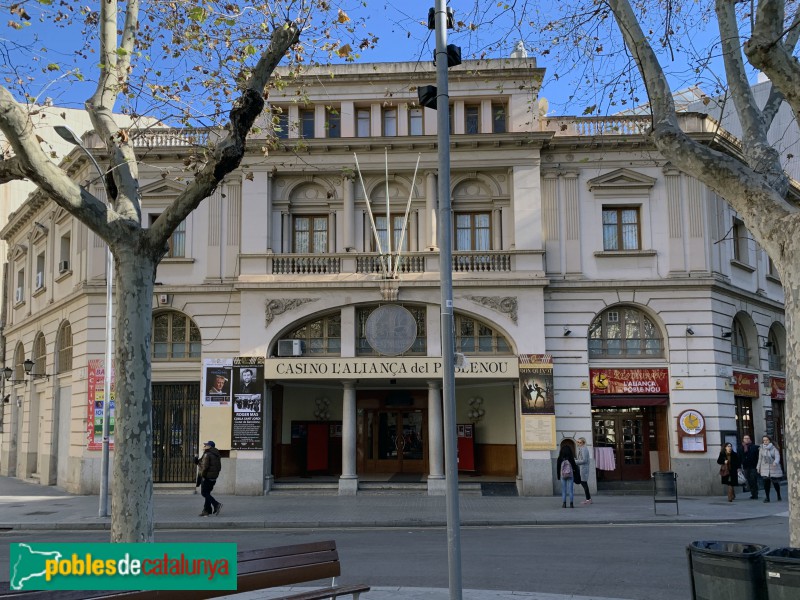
0;476;788;600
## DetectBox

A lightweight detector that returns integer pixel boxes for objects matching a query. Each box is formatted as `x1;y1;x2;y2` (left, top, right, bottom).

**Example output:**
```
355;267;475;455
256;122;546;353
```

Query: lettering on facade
267;357;517;379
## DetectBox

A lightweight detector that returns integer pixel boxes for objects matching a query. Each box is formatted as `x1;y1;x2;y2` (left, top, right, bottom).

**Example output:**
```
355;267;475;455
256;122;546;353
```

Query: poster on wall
202;358;233;407
231;356;265;450
519;354;554;415
521;415;557;450
87;358;115;451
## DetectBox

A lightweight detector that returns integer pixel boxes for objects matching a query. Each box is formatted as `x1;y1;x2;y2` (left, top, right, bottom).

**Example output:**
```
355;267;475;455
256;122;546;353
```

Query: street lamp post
54;125;114;518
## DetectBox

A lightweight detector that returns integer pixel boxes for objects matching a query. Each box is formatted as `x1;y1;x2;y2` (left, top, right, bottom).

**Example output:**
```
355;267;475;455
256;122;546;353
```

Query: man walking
739;435;760;499
196;440;223;516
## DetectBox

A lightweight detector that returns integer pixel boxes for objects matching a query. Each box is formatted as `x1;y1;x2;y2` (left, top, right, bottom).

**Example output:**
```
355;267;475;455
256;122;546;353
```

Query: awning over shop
591;395;669;407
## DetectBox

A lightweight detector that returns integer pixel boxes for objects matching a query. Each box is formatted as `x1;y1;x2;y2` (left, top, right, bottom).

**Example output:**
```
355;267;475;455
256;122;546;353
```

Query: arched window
455;314;511;354
13;342;25;381
152;311;201;360
731;319;749;366
286;313;341;355
767;328;784;372
32;333;47;376
588;306;664;358
56;321;73;374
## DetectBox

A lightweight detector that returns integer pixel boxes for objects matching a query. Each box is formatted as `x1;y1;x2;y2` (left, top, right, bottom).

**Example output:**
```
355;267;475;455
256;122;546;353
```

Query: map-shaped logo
10;543;63;590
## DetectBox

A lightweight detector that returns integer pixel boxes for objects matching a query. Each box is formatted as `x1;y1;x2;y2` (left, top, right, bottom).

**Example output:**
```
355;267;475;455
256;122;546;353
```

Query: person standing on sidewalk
575;437;592;505
758;435;783;502
717;442;741;502
556;444;579;509
196;441;223;516
738;435;760;499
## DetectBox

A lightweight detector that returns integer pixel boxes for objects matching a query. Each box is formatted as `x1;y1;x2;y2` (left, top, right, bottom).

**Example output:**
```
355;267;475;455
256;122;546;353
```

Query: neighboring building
0;58;789;497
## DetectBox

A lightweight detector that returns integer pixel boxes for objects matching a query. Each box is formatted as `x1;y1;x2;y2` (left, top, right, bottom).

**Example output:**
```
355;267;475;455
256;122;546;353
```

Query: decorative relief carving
265;298;318;325
465;296;518;324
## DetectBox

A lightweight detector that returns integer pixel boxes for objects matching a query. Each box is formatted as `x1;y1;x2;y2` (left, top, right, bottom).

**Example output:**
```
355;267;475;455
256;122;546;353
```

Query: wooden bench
1;540;370;600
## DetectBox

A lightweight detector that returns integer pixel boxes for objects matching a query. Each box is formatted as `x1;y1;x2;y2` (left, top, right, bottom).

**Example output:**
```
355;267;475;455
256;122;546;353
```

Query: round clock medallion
365;304;417;356
679;409;705;435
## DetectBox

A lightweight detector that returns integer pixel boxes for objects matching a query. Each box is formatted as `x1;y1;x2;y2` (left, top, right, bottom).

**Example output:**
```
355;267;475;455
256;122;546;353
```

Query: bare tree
599;0;800;543
0;0;368;541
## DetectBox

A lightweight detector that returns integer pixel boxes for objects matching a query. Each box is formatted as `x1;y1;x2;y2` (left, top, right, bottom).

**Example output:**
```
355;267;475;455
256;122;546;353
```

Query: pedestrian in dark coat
196;441;223;517
717;442;741;502
738;435;760;499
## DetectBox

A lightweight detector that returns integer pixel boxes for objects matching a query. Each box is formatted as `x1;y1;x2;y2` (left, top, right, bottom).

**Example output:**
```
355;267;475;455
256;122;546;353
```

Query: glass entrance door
592;407;651;481
363;409;426;474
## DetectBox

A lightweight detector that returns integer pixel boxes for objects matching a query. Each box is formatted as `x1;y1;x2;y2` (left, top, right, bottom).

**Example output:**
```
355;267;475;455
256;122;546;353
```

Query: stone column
425;171;438;250
427;380;445;495
343;175;355;251
262;384;274;493
339;381;358;495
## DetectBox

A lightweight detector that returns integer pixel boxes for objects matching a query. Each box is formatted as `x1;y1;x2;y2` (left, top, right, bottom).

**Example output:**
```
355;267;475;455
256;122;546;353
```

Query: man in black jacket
196;441;223;516
739;435;760;499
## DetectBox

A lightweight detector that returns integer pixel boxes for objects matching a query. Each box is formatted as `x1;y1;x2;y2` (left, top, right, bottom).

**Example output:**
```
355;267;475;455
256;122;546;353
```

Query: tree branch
761;9;800;127
148;22;301;251
0;155;27;184
715;0;787;196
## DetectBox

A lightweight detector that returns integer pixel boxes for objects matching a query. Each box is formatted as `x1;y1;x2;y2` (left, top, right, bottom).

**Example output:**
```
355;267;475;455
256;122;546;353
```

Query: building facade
0;58;789;497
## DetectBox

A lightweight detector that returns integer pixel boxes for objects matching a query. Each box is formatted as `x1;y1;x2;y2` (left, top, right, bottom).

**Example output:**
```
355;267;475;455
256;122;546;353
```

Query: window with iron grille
286;313;341;355
731;319;749;366
602;207;641;250
767;329;784;371
33;333;47;376
588;307;663;358
153;311;201;360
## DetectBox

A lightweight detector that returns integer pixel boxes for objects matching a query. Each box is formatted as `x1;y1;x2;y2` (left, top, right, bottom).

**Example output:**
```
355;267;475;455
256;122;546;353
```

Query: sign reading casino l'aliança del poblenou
265;357;519;379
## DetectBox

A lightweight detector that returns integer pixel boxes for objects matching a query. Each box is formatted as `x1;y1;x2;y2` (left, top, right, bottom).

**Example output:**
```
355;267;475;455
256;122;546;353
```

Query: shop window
602;206;641;251
735;397;755;441
730;319;749;366
357;305;426;355
588;306;664;358
153;311;201;360
286;313;341;355
455;315;511;354
293;215;328;253
56;321;73;373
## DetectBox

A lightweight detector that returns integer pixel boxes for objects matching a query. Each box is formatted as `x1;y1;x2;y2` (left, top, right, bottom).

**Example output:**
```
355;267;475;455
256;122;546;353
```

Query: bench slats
274;584;372;600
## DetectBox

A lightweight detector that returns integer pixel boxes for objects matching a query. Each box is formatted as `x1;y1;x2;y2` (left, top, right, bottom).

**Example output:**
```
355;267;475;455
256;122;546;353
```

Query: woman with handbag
717;442;741;502
758;435;783;502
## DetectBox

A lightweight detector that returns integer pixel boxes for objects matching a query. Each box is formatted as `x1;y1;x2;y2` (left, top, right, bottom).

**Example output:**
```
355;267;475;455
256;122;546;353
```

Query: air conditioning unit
35;272;44;290
277;339;305;357
59;260;70;273
14;287;23;303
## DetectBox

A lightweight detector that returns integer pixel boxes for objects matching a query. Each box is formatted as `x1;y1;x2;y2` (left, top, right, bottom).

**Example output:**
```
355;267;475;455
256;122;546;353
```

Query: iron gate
152;382;200;483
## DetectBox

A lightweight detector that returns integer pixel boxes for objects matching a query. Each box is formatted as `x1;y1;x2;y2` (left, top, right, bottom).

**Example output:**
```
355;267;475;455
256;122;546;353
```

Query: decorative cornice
465;295;518;324
265;297;318;325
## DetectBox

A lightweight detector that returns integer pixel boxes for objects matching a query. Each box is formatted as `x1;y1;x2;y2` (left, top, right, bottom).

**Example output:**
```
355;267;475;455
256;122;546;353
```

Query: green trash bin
764;547;800;599
687;541;769;600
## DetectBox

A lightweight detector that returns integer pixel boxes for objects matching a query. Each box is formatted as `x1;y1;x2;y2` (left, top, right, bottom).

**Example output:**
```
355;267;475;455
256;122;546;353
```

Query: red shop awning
591;395;669;408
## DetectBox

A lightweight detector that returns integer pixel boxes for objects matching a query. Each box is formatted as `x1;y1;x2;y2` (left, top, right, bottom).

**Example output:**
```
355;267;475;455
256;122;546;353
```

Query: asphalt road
1;516;790;599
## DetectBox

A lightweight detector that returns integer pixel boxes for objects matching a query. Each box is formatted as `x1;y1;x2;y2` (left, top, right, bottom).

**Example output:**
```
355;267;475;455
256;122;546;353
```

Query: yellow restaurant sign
265;357;519;380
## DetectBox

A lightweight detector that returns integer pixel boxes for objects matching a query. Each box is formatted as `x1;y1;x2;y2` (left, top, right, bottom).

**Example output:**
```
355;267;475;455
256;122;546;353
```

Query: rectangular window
35;253;45;289
293;215;328;253
356;108;371;137
374;215;409;252
59;233;71;270
492;103;507;133
16;269;24;303
150;214;186;258
409;108;423;136
326;107;340;138
733;218;748;263
602;207;641;250
300;109;315;139
455;213;491;250
465;105;480;134
383;108;397;136
273;109;289;139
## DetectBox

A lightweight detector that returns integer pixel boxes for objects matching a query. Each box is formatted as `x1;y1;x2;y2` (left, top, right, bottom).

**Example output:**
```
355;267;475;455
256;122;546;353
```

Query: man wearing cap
197;441;223;516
